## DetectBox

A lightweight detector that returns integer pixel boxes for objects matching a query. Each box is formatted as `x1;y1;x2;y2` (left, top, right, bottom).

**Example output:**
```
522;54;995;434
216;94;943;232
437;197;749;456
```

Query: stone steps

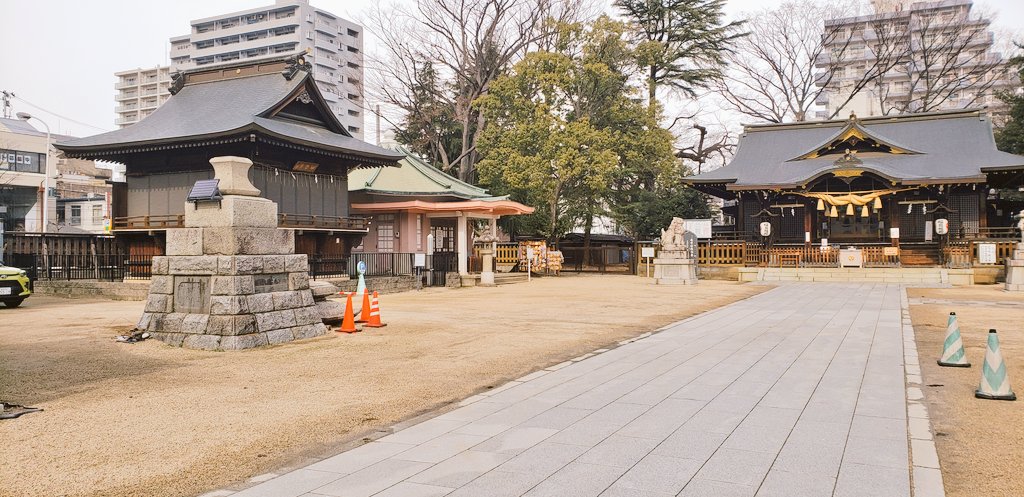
737;267;973;285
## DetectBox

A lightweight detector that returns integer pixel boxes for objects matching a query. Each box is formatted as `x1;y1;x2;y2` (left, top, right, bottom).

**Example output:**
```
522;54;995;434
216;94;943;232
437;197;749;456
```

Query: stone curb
900;286;947;497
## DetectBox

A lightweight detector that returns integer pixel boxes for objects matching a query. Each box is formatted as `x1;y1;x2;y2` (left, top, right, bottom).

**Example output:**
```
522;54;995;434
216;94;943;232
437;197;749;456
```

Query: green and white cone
938;312;970;367
975;329;1016;401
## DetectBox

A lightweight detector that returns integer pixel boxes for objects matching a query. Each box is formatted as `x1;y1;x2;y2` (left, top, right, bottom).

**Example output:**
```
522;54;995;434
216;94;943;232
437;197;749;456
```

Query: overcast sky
1;0;1022;139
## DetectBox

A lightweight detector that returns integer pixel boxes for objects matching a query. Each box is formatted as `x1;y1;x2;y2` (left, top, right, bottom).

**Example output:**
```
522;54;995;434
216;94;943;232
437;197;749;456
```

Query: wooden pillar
804;202;813;246
889;194;900;248
457;212;468;275
978;187;988;229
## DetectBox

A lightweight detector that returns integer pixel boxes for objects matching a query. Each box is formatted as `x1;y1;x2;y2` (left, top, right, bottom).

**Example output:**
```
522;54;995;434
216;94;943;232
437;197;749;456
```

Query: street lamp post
16;112;51;233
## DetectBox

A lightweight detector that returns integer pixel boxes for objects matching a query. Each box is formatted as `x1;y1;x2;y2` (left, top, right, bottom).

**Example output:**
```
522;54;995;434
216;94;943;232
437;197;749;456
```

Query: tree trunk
582;211;594;266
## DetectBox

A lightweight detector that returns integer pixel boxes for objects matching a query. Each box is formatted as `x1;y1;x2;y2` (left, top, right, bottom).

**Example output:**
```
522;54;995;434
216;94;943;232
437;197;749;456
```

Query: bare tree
714;0;906;123
365;0;591;182
874;5;1007;115
675;123;733;174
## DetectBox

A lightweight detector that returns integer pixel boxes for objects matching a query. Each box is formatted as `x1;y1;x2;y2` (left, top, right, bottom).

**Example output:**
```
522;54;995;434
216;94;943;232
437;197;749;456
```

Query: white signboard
759;222;772;237
681;219;713;239
978;242;997;265
890;228;900;239
641;247;655;258
924;221;933;241
935;218;949;235
413;253;426;267
820;238;828;250
840;248;864;268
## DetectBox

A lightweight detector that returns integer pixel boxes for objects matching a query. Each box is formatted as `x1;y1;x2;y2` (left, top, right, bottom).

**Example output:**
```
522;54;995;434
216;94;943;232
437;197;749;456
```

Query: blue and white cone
975;329;1016;401
938;312;970;367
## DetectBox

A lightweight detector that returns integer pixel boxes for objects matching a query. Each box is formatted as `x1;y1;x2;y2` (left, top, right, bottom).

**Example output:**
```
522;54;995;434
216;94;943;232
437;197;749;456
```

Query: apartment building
168;0;365;138
114;66;173;128
815;0;1016;119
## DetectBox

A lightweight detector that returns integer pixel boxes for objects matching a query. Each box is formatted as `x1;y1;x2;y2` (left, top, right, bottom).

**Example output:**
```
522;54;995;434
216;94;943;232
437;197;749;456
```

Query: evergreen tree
614;0;745;107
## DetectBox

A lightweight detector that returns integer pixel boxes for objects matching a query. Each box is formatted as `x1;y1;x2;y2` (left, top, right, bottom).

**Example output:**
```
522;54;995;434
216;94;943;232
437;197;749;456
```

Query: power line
11;95;111;133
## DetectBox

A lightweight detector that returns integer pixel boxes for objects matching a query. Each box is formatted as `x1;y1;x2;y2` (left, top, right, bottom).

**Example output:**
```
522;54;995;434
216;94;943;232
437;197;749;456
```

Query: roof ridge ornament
168;71;184;95
849;111;859;124
282;50;313;81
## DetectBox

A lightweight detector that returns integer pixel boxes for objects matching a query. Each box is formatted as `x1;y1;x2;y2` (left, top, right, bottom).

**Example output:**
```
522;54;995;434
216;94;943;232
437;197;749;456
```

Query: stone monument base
138;253;327;350
1006;243;1024;292
653;250;697;285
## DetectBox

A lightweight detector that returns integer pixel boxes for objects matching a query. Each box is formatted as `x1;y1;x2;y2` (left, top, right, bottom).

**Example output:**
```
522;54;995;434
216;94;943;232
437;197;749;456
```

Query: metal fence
312;252;458;286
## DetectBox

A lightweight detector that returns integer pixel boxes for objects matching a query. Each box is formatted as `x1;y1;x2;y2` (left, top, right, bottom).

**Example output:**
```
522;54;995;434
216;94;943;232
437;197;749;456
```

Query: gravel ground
907;285;1024;497
0;275;765;497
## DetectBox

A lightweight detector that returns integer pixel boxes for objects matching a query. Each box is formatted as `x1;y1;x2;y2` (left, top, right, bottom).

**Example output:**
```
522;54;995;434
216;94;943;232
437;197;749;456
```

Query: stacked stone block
1006;243;1024;292
137;156;327;350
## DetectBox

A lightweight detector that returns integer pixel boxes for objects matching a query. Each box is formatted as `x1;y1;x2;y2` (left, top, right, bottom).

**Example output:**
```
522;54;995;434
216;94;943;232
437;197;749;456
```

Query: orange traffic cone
364;291;387;328
338;292;359;333
357;288;371;323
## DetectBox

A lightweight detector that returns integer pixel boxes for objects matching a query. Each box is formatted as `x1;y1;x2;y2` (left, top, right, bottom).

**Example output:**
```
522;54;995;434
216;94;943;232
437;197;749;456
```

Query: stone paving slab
219;283;926;497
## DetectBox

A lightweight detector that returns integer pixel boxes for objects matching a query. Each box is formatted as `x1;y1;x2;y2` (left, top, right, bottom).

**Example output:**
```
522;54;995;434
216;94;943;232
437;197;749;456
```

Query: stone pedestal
137;156;327;350
479;248;495;287
653;250;697;285
1006;243;1024;292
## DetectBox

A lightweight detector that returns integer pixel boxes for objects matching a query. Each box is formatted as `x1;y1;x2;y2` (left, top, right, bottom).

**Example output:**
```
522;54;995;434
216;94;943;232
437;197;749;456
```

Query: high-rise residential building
114;66;173;128
815;0;1015;120
168;0;365;138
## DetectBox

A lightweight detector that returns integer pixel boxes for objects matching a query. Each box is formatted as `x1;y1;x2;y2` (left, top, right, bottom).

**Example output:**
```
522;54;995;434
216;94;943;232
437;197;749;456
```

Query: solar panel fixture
187;179;223;209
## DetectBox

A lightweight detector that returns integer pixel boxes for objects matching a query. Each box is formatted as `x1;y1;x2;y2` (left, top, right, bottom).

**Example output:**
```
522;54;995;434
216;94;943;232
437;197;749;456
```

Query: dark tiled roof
55;70;402;164
685;109;1024;190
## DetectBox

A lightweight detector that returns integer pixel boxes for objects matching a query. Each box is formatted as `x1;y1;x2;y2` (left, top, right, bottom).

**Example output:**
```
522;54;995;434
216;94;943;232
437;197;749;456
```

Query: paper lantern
817;198;825;211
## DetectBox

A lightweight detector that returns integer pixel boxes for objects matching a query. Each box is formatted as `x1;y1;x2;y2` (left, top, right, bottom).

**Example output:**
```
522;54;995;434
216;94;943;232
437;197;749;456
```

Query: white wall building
815;0;1015;119
168;0;365;138
114;66;173;128
1;118;112;234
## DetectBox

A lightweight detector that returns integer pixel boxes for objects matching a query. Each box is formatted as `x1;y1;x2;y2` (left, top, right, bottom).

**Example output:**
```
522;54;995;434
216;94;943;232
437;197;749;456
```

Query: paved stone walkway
224;283;914;497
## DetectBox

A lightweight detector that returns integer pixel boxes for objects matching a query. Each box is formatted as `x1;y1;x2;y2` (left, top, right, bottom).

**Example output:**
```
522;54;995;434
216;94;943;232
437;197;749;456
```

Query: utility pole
1;91;14;119
375;104;381;146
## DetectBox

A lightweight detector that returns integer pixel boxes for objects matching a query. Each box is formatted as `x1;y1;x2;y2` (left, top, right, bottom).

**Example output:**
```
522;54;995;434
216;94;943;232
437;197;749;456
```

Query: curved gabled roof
685;109;1024;191
55;63;402;166
348;146;501;200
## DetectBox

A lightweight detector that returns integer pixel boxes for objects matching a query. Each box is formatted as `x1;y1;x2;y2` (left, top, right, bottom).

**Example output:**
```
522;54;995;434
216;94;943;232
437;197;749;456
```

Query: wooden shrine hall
55;54;403;262
684;109;1024;270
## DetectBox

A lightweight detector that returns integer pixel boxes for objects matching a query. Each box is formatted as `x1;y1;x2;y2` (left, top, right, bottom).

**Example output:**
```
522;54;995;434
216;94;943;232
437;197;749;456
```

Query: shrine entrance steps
737;266;974;285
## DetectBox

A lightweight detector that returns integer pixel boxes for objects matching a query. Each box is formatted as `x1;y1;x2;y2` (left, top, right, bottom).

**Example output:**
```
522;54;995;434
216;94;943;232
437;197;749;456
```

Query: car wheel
4;299;25;308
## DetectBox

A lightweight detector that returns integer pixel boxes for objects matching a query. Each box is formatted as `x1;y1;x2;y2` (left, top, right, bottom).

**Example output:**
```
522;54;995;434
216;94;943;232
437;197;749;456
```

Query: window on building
70;205;82;226
347;93;359;100
348;126;360;133
347;62;359;69
347;77;361;85
346;46;359;53
347;28;359;37
92;205;103;225
376;214;395;252
348;109;359;117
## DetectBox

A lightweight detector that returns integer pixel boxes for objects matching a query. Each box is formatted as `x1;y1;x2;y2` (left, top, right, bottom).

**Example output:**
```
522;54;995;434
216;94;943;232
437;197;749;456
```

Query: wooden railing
862;247;900;267
278;214;367;231
113;215;185;230
112;214;368;231
698;242;746;265
944;240;1018;266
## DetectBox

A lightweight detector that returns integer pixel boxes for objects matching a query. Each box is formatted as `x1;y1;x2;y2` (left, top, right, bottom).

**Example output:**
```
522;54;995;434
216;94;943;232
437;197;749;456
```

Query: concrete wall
34;280;151;300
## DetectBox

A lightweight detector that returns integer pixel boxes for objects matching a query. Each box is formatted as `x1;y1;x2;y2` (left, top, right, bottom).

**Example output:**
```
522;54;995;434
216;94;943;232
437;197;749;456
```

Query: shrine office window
376;214;395;252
